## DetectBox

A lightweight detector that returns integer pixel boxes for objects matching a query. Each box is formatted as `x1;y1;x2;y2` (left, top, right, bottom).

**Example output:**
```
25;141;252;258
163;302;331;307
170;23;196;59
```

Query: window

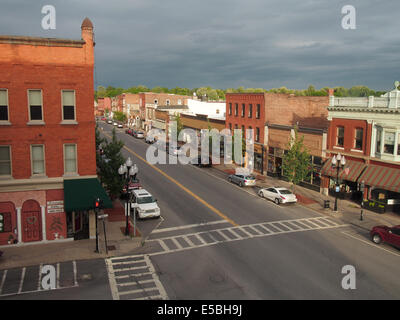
216;109;220;114
62;90;75;120
177;99;182;105
166;99;170;106
398;133;400;156
235;103;238;116
384;131;395;154
229;103;232;115
248;126;253;140
0;146;11;176
336;126;344;147
376;129;382;153
354;128;363;150
256;104;260;119
31;145;45;175
241;125;245;134
154;99;158;106
241;104;245;117
256;127;260;142
64;144;77;174
248;104;253;118
234;124;238;130
28;90;43;121
0;89;8;121
229;123;232;131
0;212;12;233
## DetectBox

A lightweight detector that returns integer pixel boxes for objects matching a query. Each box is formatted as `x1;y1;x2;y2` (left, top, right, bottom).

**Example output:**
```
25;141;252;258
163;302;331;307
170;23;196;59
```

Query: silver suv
228;174;256;187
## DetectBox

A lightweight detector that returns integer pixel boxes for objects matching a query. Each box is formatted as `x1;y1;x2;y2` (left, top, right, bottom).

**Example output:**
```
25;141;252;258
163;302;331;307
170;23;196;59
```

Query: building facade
321;84;400;212
0;18;110;246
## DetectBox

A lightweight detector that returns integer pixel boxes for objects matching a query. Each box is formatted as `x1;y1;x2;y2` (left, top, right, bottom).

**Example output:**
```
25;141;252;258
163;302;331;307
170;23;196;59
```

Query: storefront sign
47;200;64;213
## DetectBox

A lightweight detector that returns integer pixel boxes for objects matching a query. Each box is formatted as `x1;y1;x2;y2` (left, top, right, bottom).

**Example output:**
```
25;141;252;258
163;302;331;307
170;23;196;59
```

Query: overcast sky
1;0;399;91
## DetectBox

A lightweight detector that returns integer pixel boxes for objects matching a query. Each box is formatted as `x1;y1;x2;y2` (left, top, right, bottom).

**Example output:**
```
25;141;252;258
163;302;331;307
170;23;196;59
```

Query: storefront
253;143;265;174
63;178;112;240
298;155;323;192
267;147;285;177
321;159;367;202
357;164;400;213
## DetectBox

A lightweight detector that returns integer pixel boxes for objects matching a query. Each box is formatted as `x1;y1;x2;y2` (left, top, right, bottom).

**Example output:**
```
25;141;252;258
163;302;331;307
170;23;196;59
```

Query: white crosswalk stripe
0;261;79;298
105;254;168;300
144;216;348;256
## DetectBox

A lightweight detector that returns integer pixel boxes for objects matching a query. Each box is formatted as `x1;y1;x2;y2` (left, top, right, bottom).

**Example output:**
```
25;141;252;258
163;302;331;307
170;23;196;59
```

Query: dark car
370;225;400;248
125;128;133;135
120;179;142;200
192;155;212;168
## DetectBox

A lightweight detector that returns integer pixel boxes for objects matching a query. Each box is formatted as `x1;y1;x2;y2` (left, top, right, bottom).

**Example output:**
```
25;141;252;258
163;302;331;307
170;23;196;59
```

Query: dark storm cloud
1;0;399;90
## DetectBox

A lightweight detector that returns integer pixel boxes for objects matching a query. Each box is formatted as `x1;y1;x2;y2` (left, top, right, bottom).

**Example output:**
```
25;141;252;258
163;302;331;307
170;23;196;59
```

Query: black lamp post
118;157;138;236
360;180;365;220
331;153;346;212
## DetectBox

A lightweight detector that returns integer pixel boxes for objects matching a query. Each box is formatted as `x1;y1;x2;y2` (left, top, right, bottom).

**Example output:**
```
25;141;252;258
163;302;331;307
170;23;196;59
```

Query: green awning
64;178;113;212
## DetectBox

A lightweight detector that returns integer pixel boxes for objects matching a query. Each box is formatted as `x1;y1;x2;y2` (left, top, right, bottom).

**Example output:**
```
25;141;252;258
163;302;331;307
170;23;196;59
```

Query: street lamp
118;157;138;236
331;153;346;212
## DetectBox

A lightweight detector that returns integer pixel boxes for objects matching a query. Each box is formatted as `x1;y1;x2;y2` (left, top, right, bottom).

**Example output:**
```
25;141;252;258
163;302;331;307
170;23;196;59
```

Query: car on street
192;155;212;167
107;119;113;124
135;131;145;139
117;123;123;128
370;225;400;248
125;128;133;135
101;117;106;121
120;179;142;200
131;189;161;219
228;174;256;187
145;135;156;144
113;122;118;126
258;187;298;205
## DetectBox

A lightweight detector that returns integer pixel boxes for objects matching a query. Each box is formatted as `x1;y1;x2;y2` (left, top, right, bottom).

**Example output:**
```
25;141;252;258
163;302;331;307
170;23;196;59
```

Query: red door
21;200;42;242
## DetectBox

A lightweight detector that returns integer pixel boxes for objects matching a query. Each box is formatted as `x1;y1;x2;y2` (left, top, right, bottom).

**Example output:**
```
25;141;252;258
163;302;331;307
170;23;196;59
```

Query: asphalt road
2;122;398;300
98;122;400;300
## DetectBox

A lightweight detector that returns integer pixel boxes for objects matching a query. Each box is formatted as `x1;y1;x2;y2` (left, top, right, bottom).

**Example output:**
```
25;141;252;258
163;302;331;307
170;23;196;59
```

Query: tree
98;128;125;198
113;111;127;123
171;113;184;139
282;126;311;192
95;123;105;170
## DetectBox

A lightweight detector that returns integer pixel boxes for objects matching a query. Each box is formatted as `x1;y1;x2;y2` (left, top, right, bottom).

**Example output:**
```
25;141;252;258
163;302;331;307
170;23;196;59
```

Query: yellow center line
101;129;238;227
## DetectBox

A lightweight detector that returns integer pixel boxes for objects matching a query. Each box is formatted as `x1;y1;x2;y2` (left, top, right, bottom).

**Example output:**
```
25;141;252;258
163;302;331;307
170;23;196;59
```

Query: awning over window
357;165;400;193
64;178;113;212
320;159;367;182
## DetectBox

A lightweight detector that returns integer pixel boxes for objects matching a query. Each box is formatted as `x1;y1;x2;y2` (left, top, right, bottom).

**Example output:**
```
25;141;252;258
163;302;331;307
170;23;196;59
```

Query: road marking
171;238;183;249
341;231;400;257
101;130;238;227
73;261;78;286
152;220;228;234
18;268;26;294
183;235;196;247
0;270;7;295
37;264;43;291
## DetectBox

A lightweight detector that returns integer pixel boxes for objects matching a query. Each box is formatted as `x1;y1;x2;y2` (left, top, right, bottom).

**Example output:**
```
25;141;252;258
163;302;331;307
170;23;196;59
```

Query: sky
1;0;399;91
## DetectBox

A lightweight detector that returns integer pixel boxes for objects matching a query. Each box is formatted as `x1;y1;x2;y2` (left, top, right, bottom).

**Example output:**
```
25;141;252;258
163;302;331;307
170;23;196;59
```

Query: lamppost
360;180;365;221
118;157;138;236
331;153;346;212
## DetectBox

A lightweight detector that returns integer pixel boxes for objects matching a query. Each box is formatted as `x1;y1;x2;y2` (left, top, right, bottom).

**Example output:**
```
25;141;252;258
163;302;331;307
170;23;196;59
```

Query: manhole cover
107;245;116;251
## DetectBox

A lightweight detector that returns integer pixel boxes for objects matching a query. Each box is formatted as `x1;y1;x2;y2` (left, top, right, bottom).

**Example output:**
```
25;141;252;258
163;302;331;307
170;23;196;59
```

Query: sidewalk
0;199;143;270
212;163;400;232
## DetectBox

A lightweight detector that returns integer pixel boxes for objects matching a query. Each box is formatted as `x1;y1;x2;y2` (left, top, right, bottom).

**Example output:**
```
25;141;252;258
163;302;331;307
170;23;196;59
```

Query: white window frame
30;144;46;177
383;130;396;155
0;89;10;125
61;90;77;123
0;145;12;178
63;144;78;175
27;89;44;124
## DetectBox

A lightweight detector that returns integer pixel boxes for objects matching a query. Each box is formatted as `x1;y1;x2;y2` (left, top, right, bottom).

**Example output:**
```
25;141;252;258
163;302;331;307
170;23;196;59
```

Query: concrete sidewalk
0;199;143;270
212;163;400;232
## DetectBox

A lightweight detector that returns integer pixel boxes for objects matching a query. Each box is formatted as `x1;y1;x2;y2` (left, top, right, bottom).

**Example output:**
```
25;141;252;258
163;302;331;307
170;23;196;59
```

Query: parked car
228;174;256;187
370;225;400;248
135;131;145;139
101;117;106;121
131;189;161;219
117;123;123;128
120;179;142;200
113;122;118;126
258;187;297;205
192;155;212;168
125;128;133;135
107;119;113;124
145;135;156;144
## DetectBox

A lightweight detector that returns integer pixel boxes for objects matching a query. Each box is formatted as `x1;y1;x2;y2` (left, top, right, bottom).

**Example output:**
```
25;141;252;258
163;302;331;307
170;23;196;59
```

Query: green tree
282;126;311;192
98;128;125;198
172;113;184;139
113;111;127;123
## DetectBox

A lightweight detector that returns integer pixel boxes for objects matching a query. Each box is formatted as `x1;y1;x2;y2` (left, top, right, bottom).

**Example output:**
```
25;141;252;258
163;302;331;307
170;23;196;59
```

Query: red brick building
226;93;329;186
321;87;400;212
0;18;110;246
97;97;112;116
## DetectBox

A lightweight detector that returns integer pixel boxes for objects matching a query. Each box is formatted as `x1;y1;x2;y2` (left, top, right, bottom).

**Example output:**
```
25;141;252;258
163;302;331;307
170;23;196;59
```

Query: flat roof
0;35;86;47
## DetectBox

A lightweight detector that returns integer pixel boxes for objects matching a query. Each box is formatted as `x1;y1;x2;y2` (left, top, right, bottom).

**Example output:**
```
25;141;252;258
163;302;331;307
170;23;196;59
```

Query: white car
117;123;123;128
113;122;118;126
107;120;113;124
258;187;297;205
131;189;160;219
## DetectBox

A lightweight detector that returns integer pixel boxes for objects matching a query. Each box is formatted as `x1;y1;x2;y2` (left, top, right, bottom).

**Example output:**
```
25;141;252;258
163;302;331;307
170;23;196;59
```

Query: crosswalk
105;255;168;300
146;216;348;255
0;261;78;298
